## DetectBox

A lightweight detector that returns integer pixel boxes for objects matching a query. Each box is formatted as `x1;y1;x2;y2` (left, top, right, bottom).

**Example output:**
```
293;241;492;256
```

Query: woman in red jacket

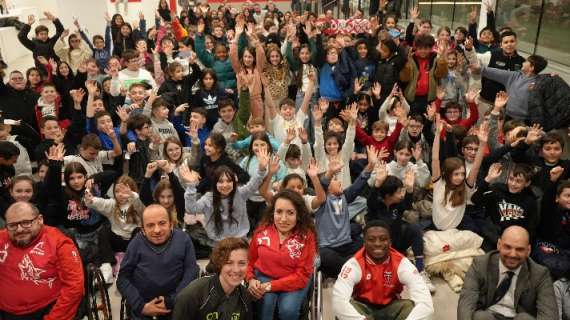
246;189;317;320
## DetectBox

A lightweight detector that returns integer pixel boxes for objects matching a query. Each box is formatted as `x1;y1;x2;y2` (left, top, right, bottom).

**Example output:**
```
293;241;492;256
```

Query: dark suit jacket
457;250;557;320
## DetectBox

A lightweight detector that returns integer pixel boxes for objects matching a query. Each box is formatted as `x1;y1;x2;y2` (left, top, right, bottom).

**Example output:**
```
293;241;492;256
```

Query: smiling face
269;50;282;66
153;105;170;120
216;172;235;197
242;49;255;68
480;29;494;45
41;86;58;104
497;228;530;270
273;198;297;236
325;136;340;156
10;180;34;202
96;115;114;133
541;141;563;165
165;142;182;162
9;72;26;90
556;187;570;209
385;17;396;29
372;128;387;142
299;47;311;63
445;106;461;122
462;143;479;163
142;206;173;246
284;177;304;196
219;248;248;291
41;120;62;140
395;148;412;166
68;172;86;191
364;226;391;263
129;86;146;104
450;166;466;186
252;139;268;156
280;104;295;121
114;183;132;206
218;105;235;123
202;73;215;90
204;138;221;158
500;35;517;55
27;70;41;85
6;206;43;248
507;173;530;194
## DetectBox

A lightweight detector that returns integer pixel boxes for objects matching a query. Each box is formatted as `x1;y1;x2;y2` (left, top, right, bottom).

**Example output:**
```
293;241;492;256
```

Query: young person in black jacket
17;12;64;72
471;162;538;241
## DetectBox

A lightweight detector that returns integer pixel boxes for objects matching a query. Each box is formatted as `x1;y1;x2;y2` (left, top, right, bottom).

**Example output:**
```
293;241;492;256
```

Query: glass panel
535;0;570;65
452;1;481;30
417;0;433;20
495;0;542;54
430;1;456;28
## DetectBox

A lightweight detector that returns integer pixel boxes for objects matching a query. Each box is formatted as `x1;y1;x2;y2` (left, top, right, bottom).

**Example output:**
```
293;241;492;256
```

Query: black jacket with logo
480;49;525;102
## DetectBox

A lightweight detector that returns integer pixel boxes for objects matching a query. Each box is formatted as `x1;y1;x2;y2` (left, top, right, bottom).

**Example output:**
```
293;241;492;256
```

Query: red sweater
247;224;317;292
0;226;84;319
435;98;479;138
355;123;403;160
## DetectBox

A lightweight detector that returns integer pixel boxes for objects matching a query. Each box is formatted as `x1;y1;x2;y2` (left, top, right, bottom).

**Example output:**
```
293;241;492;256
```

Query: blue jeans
255;270;312;320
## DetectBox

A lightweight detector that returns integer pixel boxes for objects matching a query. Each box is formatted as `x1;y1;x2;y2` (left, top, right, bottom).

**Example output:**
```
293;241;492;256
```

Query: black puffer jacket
527;74;570;132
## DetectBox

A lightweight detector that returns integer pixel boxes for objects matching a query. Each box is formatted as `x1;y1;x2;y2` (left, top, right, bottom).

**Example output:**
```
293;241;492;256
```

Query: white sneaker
420;271;436;293
100;263;114;285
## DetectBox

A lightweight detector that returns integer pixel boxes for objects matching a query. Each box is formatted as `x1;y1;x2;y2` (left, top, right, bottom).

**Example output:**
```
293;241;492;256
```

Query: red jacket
247;224;317;292
0;225;84;319
34;95;71;138
355;123;403;160
435;98;479;139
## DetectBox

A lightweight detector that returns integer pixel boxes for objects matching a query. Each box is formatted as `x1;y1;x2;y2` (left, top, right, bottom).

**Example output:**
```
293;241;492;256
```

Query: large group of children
0;0;569;318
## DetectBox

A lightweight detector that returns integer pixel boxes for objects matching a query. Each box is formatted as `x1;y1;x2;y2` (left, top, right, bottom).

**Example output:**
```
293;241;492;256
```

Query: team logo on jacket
384;271;393;287
285;237;304;259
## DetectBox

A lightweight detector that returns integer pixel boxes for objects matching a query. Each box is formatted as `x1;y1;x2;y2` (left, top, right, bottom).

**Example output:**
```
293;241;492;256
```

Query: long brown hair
257;190;316;238
441;157;467;207
153;180;179;225
112;175;140;225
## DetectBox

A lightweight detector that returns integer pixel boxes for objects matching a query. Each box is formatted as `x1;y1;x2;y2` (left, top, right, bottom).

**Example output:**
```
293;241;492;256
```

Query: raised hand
374;161;388;187
525;124;544;145
179;165;201;184
477;121;489;144
424;102;437;121
268;154;281;175
366;145;379;168
46;144;65;161
412;143;423;161
186;121;199;140
27;15;35;26
116;106;129;123
296;127;308;144
138;11;145;20
83;187;94;204
175;103;189;116
70;88;86;105
257;146;270;171
404;168;415;191
410;6;420;20
327;159;343;177
74;18;80;30
378;147;389;160
104;12;111;23
347;102;358;123
464;36;474;51
61;29;70;39
285;127;297;144
395;105;408;126
494;91;509;110
435;114;444;134
105;126;116;139
371;82;381;99
318;98;329;114
550;166;565;182
306;158;319;177
127;142;136;154
469;5;478;24
354;78;363;94
436;85;446;101
44;11;56;21
465;88;480;104
312;105;324;124
485;163;503;182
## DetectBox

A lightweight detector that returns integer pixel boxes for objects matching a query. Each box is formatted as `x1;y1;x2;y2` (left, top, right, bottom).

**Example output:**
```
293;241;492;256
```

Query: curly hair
209;237;249;274
257;189;316;238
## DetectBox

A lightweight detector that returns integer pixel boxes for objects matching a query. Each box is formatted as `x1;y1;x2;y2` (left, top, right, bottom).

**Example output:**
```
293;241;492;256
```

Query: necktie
492;271;515;305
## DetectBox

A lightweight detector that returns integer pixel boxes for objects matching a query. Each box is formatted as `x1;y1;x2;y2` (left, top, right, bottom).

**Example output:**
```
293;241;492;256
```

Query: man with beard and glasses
117;204;199;320
458;226;557;320
332;220;434;320
0;202;84;320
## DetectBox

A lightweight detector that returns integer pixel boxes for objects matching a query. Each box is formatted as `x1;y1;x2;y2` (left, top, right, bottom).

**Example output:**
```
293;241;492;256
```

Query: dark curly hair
257;189;316;239
209;237;249;274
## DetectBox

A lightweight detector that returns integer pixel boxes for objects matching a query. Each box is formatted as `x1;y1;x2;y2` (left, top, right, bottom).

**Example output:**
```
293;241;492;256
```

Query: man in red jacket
0;202;84;320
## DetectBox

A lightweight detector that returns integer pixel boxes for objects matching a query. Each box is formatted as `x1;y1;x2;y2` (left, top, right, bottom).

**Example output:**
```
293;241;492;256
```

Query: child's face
500;35;517;56
269;50;282;66
358;99;369;113
38;164;48;181
206;38;214;50
447;53;457;68
299;47;311;63
450;166;466;186
93;99;105;113
158;188;174;209
94;38;105;50
87;62;99;75
438;30;450;43
419;23;432;35
445;107;461;122
58;63;70;76
556;188;570;209
480;30;494;44
218;106;235;123
408;120;423;137
252;139;268;155
356;43;368;59
326;49;339;64
385;187;406;204
108;58;121;71
507;173;530;194
96;115;114;133
395;149;412;166
153;105;169;120
129;87;145;103
415;46;432;59
462;143;479;163
372;128;387;142
242;49;255;68
328;120;344;133
171;67;184;81
217;173;235;197
280;104;296;121
135;123;152;139
41;86;58;103
41;120;62;140
68;172;86;191
213;27;224;38
28;70;41;85
120;25;131;36
10;180;33;202
202;74;215;89
328;178;343;196
165;142;182;161
114;183;132;205
521;61;533;75
286;157;301;169
37;31;49;42
205;138;220;157
285;178;304;196
248;124;265;134
190;112;206;128
385;18;396;29
325;137;339;155
455;30;465;42
80;146;99;161
542;142;563;165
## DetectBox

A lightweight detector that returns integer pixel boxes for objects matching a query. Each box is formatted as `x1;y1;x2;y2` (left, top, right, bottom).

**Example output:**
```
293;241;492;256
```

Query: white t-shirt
271;112;308;146
431;179;476;230
64;151;113;177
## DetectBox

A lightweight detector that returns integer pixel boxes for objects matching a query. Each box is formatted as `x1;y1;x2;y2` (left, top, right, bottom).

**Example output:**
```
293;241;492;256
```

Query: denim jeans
254;270;312;320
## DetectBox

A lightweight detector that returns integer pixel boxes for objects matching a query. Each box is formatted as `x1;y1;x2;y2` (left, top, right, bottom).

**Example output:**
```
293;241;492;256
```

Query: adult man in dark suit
458;225;557;320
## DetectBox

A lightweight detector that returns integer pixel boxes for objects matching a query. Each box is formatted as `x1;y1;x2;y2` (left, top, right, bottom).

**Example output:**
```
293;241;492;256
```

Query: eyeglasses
463;146;478;152
6;215;40;231
446;109;460;114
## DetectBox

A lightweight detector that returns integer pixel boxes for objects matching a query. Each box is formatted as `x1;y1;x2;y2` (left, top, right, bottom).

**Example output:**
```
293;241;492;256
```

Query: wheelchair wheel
87;264;112;320
120;297;131;320
310;271;323;320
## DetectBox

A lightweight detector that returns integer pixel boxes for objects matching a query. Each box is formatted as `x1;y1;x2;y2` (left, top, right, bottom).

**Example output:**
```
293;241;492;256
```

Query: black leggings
0;303;53;320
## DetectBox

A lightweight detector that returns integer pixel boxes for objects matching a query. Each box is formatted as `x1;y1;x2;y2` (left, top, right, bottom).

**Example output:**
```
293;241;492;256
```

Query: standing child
17;12;64;72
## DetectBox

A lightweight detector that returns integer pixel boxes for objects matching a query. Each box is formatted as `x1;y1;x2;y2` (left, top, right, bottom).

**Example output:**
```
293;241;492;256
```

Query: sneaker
420;271;436;293
100;263;114;285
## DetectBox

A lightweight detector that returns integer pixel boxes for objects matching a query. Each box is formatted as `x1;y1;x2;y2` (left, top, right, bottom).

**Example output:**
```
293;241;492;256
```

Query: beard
11;231;34;248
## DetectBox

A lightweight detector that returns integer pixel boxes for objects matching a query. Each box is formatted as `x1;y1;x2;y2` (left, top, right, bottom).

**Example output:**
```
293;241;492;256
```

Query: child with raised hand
142;88;178;144
377;84;411;135
431;114;488;231
84;175;144;279
317;146;380;278
276;127;313;179
433;86;479;136
18;12;64;72
79;13;112;72
182;145;269;245
54;26;93;73
314;100;357;190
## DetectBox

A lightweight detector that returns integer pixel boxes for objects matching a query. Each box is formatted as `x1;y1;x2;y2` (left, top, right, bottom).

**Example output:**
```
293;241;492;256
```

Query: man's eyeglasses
6;215;40;231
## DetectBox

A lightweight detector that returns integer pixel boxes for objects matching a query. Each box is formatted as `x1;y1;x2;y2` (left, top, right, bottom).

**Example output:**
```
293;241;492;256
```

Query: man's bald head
497;226;531;270
141;204;173;246
5;202;43;248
